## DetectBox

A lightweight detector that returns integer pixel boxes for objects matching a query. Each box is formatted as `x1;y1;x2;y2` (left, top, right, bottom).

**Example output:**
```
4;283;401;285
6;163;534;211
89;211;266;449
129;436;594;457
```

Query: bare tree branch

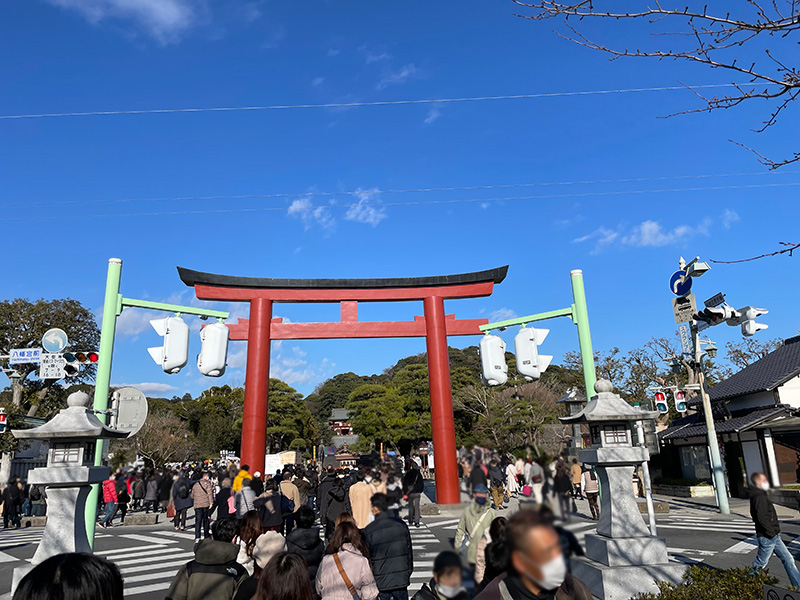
514;1;800;166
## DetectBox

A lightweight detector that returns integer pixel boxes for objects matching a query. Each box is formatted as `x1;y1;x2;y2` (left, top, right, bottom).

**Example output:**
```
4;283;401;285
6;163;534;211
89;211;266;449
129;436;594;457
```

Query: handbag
333;553;362;600
166;505;176;519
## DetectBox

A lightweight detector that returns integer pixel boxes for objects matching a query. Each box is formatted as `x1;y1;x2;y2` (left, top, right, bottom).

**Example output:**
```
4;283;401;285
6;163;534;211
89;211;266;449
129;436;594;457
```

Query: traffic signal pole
694;324;730;515
85;259;229;548
480;269;597;404
85;258;122;546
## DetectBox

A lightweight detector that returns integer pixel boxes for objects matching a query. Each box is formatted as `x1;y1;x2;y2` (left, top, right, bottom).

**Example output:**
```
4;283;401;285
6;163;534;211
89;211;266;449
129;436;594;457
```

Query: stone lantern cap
12;391;130;441
557;387;586;405
561;379;659;424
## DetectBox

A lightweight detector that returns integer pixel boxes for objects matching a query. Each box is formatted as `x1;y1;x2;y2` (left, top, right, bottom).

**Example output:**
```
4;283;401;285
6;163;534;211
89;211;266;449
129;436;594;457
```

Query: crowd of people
0;475;47;527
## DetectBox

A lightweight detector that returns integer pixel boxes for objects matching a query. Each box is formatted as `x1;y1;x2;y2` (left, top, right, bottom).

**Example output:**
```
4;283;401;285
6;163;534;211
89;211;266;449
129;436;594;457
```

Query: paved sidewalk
653;493;799;520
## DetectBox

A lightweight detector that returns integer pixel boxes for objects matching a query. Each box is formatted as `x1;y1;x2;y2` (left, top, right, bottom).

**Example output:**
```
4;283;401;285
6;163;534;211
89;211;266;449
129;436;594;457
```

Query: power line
0;83;777;121
14;169;800;210
6;180;800;223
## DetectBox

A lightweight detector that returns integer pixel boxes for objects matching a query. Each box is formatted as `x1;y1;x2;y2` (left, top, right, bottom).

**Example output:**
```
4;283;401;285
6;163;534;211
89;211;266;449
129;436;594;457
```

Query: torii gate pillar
424;295;459;504
242;298;272;472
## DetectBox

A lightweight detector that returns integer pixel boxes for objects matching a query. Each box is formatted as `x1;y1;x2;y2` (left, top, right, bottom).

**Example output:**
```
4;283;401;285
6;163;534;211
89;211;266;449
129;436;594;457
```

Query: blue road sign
41;328;69;353
9;348;42;365
669;270;692;296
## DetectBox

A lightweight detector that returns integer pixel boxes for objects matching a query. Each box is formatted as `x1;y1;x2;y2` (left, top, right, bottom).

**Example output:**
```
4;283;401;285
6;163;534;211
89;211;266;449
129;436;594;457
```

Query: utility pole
694;323;730;514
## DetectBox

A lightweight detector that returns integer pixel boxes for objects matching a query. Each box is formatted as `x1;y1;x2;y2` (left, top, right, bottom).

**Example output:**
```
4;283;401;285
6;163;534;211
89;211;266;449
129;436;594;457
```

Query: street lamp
705;342;718;359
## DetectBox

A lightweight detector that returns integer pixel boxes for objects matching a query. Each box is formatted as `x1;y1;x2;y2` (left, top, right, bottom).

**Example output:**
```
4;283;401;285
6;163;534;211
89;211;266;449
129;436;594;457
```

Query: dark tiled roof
329;409;352;421
659;405;789;440
709;336;800;401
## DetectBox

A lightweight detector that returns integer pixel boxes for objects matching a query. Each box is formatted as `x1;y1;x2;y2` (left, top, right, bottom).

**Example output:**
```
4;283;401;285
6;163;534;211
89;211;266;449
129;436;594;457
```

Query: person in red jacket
99;475;118;528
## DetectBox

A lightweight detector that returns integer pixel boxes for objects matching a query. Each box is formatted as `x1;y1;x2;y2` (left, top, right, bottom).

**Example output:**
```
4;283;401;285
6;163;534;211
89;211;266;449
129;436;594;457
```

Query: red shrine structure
178;266;508;505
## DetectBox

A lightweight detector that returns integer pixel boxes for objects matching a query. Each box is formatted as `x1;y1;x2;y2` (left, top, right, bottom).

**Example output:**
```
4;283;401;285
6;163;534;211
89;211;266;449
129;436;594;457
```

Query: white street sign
672;293;697;324
9;348;42;365
42;328;69;353
39;353;66;380
111;387;149;436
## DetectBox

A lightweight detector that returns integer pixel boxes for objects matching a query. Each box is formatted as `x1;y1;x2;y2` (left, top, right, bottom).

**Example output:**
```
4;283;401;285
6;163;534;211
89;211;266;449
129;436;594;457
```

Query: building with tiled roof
657;336;800;498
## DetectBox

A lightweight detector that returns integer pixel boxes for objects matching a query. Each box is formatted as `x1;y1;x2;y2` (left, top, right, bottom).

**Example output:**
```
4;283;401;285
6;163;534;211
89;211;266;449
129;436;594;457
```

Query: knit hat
252;531;287;569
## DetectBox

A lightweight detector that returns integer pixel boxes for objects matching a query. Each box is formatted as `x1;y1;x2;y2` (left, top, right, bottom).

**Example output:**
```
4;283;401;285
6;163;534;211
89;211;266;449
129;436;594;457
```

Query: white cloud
311;77;325;87
226;342;248;369
376;64;418;90
424;107;441;125
490;308;517;322
621;219;710;248
365;51;391;64
345;188;387;227
722;209;740;229
480;202;491;210
288;197;336;231
115;308;156;337
572;226;619;254
113;382;178;395
327;49;340;57
47;0;198;43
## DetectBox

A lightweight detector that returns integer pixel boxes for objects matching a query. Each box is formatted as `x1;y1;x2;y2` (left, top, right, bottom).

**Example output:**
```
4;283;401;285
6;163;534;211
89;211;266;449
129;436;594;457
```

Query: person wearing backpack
254;478;283;532
280;471;301;535
166;517;248;600
29;485;46;517
173;472;194;531
234;478;257;522
131;473;146;511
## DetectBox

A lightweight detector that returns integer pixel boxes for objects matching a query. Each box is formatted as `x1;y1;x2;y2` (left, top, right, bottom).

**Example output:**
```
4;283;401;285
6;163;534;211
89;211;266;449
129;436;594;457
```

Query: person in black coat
286;505;324;581
469;460;489;491
363;493;413;599
324;478;348;541
750;472;800;587
317;468;336;526
402;462;424;528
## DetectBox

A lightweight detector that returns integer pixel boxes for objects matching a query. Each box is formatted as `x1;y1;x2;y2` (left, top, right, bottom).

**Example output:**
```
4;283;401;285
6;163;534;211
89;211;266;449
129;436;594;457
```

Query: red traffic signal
674;390;687;413
655;391;669;414
0;411;7;434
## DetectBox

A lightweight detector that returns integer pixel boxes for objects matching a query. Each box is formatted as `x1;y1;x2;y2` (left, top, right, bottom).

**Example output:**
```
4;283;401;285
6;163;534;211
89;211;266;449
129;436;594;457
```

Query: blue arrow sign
41;328;69;353
669;270;692;297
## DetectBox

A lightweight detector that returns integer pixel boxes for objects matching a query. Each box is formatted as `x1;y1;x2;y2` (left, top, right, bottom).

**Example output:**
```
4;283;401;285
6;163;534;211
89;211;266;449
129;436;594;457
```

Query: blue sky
1;1;798;398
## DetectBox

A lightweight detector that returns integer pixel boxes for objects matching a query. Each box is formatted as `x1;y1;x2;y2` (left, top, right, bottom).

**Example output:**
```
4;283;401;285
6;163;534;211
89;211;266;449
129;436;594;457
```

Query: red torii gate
178;266;508;505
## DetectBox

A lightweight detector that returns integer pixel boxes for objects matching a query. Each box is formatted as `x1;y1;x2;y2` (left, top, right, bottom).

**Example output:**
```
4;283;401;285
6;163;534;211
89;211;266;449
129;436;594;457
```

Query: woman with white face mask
474;510;592;600
411;551;470;600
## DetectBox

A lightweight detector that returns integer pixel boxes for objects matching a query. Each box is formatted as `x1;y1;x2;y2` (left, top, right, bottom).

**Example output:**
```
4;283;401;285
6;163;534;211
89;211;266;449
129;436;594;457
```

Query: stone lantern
561;380;684;600
11;391;128;584
557;387;586;454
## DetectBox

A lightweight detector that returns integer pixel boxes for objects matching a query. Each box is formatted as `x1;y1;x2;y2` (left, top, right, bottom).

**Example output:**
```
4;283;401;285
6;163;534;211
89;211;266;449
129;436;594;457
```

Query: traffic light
693;305;737;327
148;316;190;374
63;351;100;377
479;334;508;386
0;410;6;434
513;327;552;381
197;322;229;377
655;391;669;414
731;306;769;337
674;390;687;413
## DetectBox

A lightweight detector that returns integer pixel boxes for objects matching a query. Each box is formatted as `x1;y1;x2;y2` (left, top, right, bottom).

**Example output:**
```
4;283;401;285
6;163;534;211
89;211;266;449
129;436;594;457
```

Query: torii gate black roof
178;265;508;290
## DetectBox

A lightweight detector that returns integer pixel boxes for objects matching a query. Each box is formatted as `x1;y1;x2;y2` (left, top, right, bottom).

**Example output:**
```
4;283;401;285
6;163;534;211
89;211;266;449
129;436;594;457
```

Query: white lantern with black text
514;327;552;381
479;334;508;386
147;316;190;374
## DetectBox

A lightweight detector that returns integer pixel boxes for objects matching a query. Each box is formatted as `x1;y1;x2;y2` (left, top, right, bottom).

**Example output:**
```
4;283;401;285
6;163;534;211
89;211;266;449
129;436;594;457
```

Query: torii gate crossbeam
179;266;508;505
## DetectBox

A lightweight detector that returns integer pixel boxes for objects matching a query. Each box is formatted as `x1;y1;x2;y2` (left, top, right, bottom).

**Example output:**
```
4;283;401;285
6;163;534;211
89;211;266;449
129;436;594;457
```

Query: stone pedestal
571;558;685;600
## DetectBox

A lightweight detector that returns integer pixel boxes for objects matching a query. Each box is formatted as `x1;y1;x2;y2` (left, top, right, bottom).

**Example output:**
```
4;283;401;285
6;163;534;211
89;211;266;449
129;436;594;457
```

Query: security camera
686;261;710;278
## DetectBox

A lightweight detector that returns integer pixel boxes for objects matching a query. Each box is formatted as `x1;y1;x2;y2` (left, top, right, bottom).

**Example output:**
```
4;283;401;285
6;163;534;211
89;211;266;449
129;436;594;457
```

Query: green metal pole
570;269;596;398
85;258;122;547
